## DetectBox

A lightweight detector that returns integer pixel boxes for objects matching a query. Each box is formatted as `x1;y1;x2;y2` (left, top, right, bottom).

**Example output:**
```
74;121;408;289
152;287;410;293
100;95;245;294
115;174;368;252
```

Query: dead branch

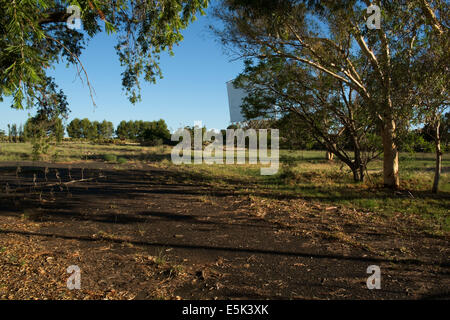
4;175;105;194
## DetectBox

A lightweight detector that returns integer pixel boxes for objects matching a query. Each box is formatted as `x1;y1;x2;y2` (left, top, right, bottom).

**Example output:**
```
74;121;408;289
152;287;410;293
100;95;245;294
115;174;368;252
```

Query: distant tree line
66;118;171;146
66;119;115;141
0;124;24;142
3;113;448;153
2;118;172;147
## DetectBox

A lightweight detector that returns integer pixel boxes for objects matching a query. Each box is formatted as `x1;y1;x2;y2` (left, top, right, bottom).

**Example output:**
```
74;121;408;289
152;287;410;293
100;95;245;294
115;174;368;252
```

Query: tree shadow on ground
0;163;448;218
0;228;447;268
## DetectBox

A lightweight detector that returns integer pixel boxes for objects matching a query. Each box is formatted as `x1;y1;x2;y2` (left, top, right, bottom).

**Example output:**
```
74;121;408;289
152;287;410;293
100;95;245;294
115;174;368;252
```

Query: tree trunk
326;143;336;160
432;121;442;194
350;162;365;182
326;151;334;160
351;167;362;182
382;119;400;189
352;137;365;183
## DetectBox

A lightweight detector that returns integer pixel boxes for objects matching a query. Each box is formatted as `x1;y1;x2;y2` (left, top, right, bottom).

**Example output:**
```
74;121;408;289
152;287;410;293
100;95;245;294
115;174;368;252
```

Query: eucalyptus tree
233;57;381;182
214;0;448;189
410;34;449;193
23;77;68;158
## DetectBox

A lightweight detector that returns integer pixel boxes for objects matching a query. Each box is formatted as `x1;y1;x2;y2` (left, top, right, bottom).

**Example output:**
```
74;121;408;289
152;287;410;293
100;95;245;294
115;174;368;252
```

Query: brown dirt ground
0;161;449;300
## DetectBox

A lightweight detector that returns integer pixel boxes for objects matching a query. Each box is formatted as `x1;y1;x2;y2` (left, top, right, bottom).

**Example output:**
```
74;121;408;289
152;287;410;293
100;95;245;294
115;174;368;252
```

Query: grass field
1;141;449;232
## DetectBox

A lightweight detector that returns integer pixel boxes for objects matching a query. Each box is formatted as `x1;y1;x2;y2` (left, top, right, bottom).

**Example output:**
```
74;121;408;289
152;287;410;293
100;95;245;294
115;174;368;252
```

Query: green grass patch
117;157;128;164
103;154;118;162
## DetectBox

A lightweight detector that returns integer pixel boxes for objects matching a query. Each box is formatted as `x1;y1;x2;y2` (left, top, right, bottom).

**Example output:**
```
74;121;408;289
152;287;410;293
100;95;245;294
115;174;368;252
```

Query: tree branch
420;0;445;36
38;10;71;26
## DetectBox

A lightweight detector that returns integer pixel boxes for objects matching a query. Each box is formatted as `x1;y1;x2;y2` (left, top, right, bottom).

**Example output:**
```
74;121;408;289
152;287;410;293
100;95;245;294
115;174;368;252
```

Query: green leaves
104;20;116;34
112;0;209;103
1;0;209;109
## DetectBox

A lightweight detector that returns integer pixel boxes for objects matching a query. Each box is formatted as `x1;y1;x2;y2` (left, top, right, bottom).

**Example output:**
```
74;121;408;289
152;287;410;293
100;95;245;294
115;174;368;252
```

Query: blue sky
0;8;243;134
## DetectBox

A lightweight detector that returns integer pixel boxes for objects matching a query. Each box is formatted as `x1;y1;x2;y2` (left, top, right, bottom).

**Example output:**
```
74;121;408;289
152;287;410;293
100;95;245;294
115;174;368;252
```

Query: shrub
139;119;171;146
141;137;164;146
103;154;117;162
117;157;128;164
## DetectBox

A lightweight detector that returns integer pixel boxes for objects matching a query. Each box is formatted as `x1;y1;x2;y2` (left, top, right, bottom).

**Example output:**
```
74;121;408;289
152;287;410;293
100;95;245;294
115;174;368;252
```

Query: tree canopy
214;0;449;188
0;0;209;109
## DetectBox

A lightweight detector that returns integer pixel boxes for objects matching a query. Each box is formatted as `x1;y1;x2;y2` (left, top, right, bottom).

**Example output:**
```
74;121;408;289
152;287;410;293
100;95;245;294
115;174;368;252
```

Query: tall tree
18;124;24;142
93;121;102;140
23;76;69;158
67;118;82;138
116;120;129;140
233;57;381;182
214;0;449;189
98;120;114;139
11;124;17;143
413;54;449;193
80;118;94;139
412;4;449;193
